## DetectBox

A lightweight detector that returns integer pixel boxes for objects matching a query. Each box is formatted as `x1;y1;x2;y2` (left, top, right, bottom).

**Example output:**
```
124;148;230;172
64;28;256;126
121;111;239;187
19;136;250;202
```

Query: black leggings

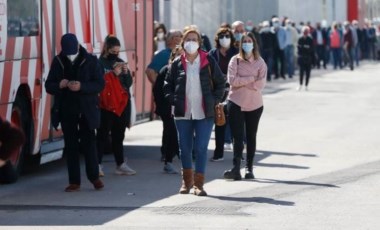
299;64;311;86
161;115;179;163
97;109;128;166
228;101;263;166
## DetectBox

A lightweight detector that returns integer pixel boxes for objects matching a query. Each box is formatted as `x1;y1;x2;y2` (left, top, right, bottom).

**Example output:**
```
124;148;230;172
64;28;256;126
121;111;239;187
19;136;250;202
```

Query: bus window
7;0;39;37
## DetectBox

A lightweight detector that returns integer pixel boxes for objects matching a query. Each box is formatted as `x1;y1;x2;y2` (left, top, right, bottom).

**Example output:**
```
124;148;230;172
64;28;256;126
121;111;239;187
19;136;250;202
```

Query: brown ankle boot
179;169;193;194
193;173;207;196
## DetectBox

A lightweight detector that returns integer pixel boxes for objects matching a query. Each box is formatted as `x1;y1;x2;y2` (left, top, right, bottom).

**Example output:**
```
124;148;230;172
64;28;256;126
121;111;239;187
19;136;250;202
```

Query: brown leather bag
214;103;226;126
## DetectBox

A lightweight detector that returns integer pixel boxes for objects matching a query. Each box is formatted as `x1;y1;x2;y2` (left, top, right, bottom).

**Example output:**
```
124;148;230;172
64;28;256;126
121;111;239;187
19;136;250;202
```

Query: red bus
0;0;154;171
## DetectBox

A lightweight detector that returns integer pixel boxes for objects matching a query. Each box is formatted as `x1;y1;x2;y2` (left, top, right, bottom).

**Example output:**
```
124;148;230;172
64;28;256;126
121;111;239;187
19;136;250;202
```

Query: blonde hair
180;29;202;50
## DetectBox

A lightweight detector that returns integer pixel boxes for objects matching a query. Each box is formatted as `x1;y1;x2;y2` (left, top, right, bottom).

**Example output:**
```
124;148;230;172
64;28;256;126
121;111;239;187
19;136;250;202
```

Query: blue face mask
234;33;243;41
242;43;254;54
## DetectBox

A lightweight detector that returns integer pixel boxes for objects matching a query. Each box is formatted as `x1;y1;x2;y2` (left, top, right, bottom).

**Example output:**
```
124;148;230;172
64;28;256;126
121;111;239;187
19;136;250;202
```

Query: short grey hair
167;29;182;40
231;21;244;30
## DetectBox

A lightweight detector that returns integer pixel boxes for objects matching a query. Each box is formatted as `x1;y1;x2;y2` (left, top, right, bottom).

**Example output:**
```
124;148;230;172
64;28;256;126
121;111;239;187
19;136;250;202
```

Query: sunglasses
218;34;231;39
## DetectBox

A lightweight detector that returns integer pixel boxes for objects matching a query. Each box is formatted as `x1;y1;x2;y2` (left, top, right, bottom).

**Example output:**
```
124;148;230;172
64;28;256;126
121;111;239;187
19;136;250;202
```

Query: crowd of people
146;16;379;195
2;16;378;196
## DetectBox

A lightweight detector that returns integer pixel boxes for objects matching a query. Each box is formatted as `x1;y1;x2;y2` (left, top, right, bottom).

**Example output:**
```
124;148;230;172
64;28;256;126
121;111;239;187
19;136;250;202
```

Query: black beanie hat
61;33;79;55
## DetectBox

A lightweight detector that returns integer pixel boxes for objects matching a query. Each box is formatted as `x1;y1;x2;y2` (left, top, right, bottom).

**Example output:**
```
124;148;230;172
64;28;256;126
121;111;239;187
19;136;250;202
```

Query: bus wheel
10;95;32;172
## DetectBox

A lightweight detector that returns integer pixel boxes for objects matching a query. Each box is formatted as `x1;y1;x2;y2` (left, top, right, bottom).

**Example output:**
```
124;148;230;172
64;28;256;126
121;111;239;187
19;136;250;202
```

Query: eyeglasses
218;34;230;39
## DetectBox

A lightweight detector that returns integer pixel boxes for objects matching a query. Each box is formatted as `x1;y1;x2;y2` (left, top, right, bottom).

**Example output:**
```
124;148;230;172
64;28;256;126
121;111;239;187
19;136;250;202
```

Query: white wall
278;0;347;25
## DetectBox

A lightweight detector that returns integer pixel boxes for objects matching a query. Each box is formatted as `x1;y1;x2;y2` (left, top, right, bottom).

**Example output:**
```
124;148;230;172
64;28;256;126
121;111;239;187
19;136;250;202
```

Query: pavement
1;61;380;229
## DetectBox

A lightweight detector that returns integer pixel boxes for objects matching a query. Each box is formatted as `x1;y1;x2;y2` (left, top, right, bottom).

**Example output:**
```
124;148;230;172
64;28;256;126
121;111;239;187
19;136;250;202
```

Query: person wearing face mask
223;32;266;181
96;35;136;177
45;33;105;192
312;22;329;69
297;26;315;91
272;17;287;80
246;20;262;49
164;28;225;196
208;27;237;162
231;21;246;49
351;20;360;67
284;19;298;78
146;29;183;85
259;20;276;82
154;23;167;54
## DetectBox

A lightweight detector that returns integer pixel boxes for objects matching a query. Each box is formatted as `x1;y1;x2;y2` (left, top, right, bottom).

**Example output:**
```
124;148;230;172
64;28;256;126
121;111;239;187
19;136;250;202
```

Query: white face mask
68;53;78;62
157;32;164;40
184;41;199;54
219;38;231;48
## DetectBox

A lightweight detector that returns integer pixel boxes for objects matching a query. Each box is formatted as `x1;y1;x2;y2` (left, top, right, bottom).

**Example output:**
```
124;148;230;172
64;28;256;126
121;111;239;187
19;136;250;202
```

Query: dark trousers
299;63;312;86
273;48;285;78
316;45;326;68
97;109;128;166
228;101;263;169
213;104;229;159
61;114;99;185
213;122;227;159
331;48;342;69
261;49;274;81
161;115;179;163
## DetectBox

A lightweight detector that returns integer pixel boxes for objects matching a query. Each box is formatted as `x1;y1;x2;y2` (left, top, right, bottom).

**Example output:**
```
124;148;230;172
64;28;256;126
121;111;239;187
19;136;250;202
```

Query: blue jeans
331;48;342;69
284;45;294;77
175;118;214;174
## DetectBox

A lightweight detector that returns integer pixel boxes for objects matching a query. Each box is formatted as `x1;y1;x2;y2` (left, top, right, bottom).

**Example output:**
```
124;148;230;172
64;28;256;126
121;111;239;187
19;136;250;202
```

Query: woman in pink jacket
223;32;267;180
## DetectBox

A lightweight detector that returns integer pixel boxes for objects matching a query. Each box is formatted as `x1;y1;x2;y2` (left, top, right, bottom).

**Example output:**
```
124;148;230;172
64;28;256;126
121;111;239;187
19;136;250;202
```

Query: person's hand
121;63;128;74
59;79;69;89
113;64;122;76
67;81;81;91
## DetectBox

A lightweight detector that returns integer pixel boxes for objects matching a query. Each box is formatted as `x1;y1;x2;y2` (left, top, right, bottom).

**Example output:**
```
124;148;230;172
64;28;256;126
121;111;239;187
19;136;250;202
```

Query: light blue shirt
275;27;287;50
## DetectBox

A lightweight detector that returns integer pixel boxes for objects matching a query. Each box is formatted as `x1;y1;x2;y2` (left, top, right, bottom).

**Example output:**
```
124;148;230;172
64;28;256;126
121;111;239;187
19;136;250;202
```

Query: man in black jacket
45;33;105;192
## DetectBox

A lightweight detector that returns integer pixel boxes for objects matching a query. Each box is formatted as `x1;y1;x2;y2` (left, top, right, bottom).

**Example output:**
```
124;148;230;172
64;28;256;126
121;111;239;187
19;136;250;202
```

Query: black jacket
45;46;105;130
153;65;170;117
163;50;225;118
298;36;315;65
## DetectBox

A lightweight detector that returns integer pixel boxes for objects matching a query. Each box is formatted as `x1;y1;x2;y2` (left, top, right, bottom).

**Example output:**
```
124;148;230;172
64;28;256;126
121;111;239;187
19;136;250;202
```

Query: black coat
153;65;170;117
163;51;225;118
45;46;105;130
298;36;315;66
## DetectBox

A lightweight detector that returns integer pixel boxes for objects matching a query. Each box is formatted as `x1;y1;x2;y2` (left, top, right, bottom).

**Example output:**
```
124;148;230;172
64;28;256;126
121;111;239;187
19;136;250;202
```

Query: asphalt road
1;62;379;230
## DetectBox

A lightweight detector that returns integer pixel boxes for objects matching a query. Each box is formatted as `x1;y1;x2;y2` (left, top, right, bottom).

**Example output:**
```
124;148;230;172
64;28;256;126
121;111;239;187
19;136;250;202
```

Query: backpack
99;71;129;116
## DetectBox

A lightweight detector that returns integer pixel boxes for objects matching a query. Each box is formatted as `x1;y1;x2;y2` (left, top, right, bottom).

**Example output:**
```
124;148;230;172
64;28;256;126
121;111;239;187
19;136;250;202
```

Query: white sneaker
224;143;233;150
99;164;105;177
305;86;309;91
163;162;178;174
115;162;136;175
297;85;302;91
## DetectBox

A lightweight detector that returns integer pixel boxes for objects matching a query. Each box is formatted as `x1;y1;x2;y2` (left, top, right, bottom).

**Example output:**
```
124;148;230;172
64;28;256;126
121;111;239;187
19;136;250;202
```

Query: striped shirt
227;55;267;111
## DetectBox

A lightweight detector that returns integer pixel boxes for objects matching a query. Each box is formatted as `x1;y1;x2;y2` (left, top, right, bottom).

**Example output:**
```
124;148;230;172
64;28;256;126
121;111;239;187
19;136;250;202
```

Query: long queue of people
146;17;379;196
146;22;267;196
8;16;377;194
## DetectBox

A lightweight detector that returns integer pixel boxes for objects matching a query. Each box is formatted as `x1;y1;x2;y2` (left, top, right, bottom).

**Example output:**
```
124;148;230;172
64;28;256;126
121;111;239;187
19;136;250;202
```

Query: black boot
244;153;255;179
223;157;242;180
244;167;255;179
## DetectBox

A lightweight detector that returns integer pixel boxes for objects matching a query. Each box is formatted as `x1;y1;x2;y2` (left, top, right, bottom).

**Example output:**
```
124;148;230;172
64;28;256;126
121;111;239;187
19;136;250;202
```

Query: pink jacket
227;55;267;111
